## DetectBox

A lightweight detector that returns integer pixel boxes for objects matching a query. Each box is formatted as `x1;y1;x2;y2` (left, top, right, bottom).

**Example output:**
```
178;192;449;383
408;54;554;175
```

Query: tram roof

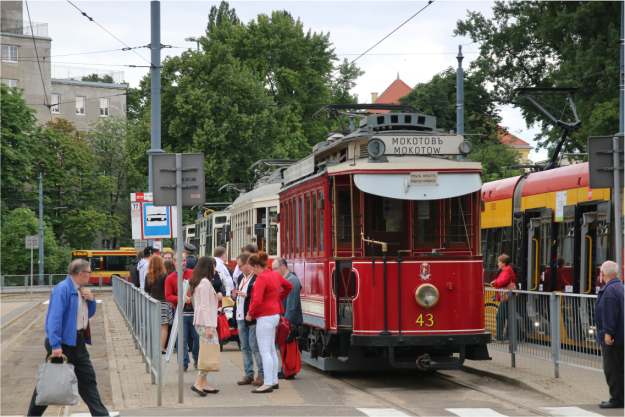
230;181;281;210
326;155;482;175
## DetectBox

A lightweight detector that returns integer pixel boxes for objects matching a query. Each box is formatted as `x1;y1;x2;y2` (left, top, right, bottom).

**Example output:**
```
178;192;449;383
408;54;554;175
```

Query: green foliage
81;73;114;83
401;68;520;181
1;208;67;275
131;1;362;194
456;1;621;153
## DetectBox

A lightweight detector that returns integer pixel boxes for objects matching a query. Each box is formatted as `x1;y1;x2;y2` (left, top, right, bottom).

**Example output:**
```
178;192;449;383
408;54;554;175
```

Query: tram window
444;195;473;249
305;194;311;254
413;200;440;249
268;206;278;256
318;191;324;253
300;196;305;255
312;195;317;255
366;195;403;233
336;187;352;246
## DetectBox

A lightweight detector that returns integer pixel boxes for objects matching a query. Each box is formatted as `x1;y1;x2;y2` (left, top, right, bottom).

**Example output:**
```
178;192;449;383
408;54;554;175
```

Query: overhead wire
65;0;151;65
24;0;51;118
17;44;181;60
350;0;436;64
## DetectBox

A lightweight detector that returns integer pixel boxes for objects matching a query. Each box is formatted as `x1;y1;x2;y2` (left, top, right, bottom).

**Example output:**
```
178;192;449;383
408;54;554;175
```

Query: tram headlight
367;138;386;159
415;284;440;309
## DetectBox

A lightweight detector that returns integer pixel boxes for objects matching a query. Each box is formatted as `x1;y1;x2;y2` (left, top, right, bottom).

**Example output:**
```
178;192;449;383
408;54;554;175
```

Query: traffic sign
25;235;39;249
152;153;205;207
130;192;178;240
588;135;624;189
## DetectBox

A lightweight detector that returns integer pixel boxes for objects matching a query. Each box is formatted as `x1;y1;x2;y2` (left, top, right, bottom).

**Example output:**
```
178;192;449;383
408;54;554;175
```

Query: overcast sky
29;0;545;160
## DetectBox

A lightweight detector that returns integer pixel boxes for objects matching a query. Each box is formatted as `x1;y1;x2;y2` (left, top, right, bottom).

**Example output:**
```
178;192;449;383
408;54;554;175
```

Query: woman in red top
245;252;292;393
490;254;517;341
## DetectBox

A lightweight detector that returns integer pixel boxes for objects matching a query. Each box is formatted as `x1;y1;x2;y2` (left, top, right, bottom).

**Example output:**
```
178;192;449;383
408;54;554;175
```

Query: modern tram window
104;256;133;271
336;186;352;246
443;195;474;249
413;200;440;249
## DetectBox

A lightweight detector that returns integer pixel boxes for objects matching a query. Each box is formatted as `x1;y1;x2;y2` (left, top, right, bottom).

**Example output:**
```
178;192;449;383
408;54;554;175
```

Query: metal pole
175;153;184;403
613;135;622;274
38;172;44;285
456;45;464;135
549;293;561;378
149;0;161;192
619;0;623;135
30;247;34;296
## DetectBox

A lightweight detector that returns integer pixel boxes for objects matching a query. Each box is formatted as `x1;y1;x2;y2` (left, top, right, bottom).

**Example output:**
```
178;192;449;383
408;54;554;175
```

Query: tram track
316;367;554;417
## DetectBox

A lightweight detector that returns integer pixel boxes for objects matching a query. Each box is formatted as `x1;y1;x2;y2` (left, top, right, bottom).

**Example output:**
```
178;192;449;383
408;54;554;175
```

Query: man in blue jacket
595;260;624;409
27;259;109;416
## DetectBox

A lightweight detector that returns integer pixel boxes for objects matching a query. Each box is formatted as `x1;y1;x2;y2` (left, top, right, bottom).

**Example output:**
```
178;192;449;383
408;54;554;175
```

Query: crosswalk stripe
446;408;508;417
541;407;604;416
357;408;412;417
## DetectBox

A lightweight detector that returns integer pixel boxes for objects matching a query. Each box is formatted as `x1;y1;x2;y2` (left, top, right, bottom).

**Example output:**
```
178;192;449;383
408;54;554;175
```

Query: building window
1;79;17;88
99;98;109;117
1;45;18;63
51;94;61;114
75;96;86;115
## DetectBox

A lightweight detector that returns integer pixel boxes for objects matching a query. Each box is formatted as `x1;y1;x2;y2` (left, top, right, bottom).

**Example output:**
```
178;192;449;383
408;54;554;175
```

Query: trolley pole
456;45;464;136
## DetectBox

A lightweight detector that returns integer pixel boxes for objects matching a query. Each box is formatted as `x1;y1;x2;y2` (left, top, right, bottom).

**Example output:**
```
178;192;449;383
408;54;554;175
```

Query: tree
81;73;114;83
401;68;520;181
1;208;67;275
455;1;621;153
130;1;362;196
0;84;39;212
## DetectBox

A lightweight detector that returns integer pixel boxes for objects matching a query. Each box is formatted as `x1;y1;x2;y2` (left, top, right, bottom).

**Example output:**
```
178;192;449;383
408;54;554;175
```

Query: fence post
549;292;561;378
154;300;162;406
508;291;517;368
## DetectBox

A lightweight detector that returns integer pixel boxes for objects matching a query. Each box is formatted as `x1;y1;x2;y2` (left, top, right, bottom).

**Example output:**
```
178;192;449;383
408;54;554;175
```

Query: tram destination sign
372;134;465;156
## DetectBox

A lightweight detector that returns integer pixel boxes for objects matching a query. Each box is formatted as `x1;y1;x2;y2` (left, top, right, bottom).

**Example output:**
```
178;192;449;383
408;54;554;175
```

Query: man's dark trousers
603;344;624;405
27;333;109;416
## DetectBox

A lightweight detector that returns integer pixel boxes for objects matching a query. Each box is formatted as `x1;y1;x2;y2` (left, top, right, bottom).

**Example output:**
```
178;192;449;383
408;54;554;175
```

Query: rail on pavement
112;277;162;406
484;287;601;378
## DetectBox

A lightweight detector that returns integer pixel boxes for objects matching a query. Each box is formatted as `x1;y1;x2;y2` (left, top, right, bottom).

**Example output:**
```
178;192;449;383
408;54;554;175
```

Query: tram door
333;260;356;329
525;208;553;292
577;202;611;294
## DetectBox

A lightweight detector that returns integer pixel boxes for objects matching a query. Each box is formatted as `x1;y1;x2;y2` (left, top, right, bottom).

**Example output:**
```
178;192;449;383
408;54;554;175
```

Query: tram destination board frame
371;134;467;156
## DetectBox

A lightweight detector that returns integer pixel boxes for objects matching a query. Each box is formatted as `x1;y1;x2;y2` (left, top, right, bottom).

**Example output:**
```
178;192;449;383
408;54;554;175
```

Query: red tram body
277;110;490;370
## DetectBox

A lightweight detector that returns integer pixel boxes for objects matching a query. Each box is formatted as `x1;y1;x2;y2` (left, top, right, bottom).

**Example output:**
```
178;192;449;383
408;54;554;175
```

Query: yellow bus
71;248;137;285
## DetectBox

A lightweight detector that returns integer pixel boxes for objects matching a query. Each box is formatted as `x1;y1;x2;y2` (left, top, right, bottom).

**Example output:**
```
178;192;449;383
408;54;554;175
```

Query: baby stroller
217;297;240;351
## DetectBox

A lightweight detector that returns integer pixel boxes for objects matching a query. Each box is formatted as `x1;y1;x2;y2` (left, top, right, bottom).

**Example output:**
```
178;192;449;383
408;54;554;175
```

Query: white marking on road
42;300;49;305
541;407;604;416
96;299;103;304
357;408;412;417
446;408;508;417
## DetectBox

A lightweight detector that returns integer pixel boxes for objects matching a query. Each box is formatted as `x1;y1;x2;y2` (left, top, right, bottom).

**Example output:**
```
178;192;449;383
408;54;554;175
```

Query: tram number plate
416;313;434;327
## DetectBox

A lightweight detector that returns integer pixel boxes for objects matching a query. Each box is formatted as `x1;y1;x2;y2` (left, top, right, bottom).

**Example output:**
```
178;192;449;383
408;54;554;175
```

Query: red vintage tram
278;106;490;370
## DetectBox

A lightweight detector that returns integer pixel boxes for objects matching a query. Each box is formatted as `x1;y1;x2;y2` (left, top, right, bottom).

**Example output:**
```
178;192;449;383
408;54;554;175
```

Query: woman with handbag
190;256;222;396
245;252;292;393
490;253;517;341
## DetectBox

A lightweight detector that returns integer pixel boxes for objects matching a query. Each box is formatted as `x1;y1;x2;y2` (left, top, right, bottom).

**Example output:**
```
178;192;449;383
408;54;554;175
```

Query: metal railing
484;287;601;377
0;274;115;293
112;277;162;405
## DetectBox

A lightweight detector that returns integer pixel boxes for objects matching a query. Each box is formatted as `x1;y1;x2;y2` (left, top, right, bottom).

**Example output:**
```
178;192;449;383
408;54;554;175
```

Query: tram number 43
416;313;434;327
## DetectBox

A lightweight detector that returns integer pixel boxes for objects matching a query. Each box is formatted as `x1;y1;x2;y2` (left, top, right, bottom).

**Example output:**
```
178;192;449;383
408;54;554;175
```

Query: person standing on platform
145;255;171;353
246;252;292;393
596;260;624;409
137;246;155;292
27;259;109;416
273;257;302;380
214;246;235;298
490;254;516;341
129;249;142;288
233;253;263;385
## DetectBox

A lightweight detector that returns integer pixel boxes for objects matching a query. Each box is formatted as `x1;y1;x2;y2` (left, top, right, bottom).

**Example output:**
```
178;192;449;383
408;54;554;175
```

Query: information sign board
130;192;177;240
25;235;39;249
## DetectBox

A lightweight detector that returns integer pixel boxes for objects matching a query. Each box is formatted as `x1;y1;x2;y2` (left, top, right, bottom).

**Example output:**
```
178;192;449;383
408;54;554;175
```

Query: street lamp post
184;36;200;51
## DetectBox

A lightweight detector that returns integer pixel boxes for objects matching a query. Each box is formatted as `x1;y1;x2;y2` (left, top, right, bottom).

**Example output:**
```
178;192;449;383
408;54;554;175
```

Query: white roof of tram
230;181;281;211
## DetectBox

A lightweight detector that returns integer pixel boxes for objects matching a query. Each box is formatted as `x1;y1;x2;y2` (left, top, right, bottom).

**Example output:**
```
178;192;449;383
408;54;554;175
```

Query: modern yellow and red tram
481;162;612;293
278;107;490;370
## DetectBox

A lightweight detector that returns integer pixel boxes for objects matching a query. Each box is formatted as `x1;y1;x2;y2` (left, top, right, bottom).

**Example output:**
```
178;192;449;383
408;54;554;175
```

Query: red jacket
164;269;193;307
248;269;293;319
493;265;516;288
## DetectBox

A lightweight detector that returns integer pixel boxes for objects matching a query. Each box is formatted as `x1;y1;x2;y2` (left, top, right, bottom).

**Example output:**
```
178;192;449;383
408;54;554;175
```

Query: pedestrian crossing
357;406;609;417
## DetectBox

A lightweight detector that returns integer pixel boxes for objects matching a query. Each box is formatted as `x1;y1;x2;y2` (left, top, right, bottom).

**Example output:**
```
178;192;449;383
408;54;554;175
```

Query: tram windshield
335;183;479;257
